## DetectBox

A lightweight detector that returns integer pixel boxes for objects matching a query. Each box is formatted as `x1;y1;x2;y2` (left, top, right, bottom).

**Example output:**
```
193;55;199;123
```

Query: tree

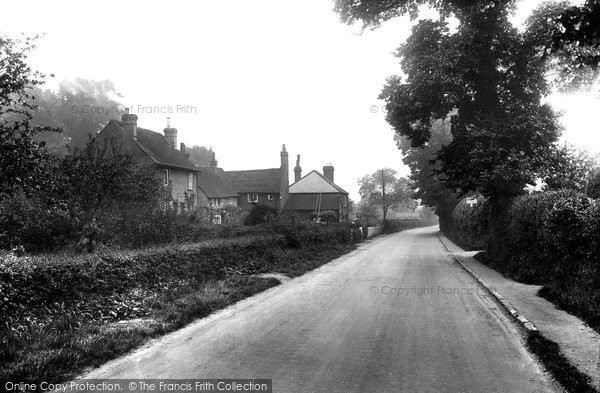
395;117;458;230
357;168;415;221
550;0;600;74
0;34;58;198
30;79;124;154
338;2;568;211
187;145;212;166
544;143;599;192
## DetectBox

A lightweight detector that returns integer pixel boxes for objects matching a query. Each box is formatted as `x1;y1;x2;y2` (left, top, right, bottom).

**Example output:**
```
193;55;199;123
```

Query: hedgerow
449;190;600;329
448;195;489;250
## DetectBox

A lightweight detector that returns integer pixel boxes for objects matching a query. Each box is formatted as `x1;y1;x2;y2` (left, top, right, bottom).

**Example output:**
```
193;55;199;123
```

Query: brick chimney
323;163;334;183
121;109;138;140
280;144;289;208
294;154;302;183
163;117;177;149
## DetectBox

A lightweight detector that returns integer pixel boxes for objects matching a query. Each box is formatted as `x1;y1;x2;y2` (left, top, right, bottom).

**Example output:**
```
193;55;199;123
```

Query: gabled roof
285;193;344;211
197;168;239;198
223;168;282;193
99;120;199;172
289;170;348;195
135;128;199;172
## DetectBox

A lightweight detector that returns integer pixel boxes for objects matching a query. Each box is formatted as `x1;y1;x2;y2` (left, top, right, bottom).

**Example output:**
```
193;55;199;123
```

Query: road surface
82;226;557;392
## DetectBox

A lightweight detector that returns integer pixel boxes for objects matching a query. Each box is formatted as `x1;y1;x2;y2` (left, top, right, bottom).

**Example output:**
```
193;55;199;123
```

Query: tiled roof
284;193;344;211
289;170;348;195
223;168;282;193
134;127;199;172
197;168;239;198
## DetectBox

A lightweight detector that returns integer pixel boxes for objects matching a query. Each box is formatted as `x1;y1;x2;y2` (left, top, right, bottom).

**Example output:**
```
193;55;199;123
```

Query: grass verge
526;331;598;393
0;242;357;385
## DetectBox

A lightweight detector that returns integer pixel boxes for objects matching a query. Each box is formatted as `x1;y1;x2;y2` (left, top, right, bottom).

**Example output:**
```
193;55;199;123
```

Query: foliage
395;117;458;230
243;204;279;226
186;145;212;167
357;168;416;221
588;169;600;199
448;195;489;250
29;79;124;154
544;143;599;192
355;198;380;226
318;210;338;223
336;1;566;208
0;35;59;198
471;190;600;330
548;0;600;88
382;218;422;233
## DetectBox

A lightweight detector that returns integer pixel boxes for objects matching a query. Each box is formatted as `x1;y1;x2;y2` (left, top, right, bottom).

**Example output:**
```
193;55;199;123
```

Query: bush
243;205;278;226
382;219;422;233
473;190;600;329
0;192;77;252
448;195;489;250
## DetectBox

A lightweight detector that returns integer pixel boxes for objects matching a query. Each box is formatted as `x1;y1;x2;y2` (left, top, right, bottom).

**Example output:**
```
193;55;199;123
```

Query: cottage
197;152;240;224
285;156;349;222
94;112;199;212
222;145;290;211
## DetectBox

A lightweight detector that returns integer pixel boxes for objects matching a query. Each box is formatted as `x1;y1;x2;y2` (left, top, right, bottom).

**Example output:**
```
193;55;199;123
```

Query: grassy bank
0;224;358;384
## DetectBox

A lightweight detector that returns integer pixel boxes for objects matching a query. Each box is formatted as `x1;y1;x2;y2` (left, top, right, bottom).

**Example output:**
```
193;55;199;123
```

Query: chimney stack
180;143;190;157
121;108;138;140
294;154;302;183
163;117;177;149
323;163;334;183
280;144;289;208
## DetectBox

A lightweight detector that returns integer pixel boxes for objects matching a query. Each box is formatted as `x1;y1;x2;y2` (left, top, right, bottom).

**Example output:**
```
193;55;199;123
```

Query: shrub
0;192;76;252
449;195;489;250
243;205;278;226
476;189;600;329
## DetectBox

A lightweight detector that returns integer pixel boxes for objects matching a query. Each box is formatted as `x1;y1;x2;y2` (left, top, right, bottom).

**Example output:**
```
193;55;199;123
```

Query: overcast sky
2;0;598;200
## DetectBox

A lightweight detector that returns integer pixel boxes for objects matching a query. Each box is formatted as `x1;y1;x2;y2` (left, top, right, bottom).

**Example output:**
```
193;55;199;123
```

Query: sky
2;0;598;200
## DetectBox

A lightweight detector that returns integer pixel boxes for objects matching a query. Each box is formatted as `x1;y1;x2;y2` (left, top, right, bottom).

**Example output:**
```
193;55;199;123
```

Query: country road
81;226;557;392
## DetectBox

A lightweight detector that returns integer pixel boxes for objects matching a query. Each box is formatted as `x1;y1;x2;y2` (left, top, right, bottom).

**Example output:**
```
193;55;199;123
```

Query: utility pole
381;169;387;221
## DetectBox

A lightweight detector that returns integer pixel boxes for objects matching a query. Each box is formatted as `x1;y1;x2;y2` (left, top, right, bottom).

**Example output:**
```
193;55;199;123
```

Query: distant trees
394;118;458;231
357;168;416;223
31;79;124;155
187;145;212;167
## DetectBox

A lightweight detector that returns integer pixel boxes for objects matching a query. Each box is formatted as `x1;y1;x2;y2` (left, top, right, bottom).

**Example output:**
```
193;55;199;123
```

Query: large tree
0;35;58;198
335;0;573;210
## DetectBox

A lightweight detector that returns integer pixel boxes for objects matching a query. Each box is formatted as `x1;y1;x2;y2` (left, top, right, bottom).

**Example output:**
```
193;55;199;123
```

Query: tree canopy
335;0;599;206
0;35;58;198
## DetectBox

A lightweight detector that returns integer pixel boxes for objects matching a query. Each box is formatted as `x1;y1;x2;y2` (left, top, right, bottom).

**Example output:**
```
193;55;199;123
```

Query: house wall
238;192;281;210
166;168;197;209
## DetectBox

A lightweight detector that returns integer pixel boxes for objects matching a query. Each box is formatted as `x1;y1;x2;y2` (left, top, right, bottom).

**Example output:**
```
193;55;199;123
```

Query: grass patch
0;275;279;385
526;331;598;393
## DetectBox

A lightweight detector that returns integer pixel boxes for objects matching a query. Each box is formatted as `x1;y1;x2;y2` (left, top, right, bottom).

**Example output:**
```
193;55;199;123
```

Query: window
188;173;193;190
248;193;259;203
163;169;169;186
267;194;274;201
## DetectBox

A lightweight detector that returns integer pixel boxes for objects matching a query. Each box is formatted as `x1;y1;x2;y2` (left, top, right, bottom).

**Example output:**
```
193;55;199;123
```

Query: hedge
449;190;600;329
448;195;489;250
1;222;359;335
